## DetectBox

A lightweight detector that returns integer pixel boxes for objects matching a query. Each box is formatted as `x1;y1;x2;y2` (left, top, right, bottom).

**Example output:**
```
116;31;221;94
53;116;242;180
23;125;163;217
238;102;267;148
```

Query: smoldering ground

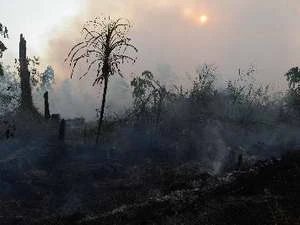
0;1;300;224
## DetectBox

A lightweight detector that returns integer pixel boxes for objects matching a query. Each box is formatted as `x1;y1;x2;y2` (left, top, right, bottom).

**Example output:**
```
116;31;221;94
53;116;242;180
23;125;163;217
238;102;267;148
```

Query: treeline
1;16;300;174
77;63;300;174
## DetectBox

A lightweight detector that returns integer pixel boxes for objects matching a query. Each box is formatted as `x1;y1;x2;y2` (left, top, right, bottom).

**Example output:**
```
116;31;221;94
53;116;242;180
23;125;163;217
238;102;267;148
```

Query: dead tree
58;119;65;141
44;91;50;120
5;129;10;139
19;34;34;111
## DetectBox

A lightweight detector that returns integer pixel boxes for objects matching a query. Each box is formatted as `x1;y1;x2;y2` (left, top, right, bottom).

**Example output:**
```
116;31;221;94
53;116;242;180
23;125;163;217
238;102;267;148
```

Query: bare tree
19;34;34;111
66;16;138;143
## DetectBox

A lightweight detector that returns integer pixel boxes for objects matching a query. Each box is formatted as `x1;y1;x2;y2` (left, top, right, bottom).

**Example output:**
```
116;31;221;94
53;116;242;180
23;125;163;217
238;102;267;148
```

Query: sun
182;7;209;26
199;15;208;24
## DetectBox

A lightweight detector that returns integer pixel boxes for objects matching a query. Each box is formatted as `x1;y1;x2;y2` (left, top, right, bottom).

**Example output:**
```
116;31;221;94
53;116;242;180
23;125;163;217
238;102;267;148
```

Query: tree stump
58;119;65;141
44;91;50;120
19;34;34;111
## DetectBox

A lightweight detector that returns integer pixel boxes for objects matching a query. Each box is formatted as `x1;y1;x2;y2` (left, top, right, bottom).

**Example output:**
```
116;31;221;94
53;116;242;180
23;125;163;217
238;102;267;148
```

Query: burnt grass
0;131;299;225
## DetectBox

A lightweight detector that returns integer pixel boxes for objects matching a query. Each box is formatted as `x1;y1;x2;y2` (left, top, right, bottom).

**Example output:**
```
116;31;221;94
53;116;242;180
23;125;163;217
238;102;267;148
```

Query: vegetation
0;22;8;76
285;67;300;115
0;66;20;115
66;16;138;143
131;70;168;128
0;13;300;225
0;23;8;51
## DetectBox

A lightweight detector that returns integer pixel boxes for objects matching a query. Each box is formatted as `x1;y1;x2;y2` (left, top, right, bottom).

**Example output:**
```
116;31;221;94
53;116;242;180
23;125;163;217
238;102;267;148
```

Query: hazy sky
1;0;300;119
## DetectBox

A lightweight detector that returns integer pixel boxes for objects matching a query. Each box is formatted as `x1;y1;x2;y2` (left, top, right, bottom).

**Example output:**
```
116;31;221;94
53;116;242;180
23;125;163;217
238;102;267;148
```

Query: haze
1;0;300;119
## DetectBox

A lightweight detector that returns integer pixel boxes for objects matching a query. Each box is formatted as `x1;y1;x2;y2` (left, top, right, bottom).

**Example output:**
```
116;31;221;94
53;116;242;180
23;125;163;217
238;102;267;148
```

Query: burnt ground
0;129;299;225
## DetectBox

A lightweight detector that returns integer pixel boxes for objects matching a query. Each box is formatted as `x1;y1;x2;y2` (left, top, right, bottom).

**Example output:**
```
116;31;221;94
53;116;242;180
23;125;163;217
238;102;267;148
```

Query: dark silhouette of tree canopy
285;67;300;114
0;23;8;52
285;67;300;90
66;16;138;144
0;23;9;38
131;71;169;128
0;41;7;58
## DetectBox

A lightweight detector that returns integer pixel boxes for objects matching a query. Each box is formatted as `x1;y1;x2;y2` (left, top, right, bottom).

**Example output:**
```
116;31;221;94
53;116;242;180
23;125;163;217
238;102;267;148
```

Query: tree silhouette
0;23;9;38
0;22;8;54
18;34;34;111
285;67;300;90
0;22;8;76
131;71;168;128
66;16;138;143
0;40;7;58
285;67;300;114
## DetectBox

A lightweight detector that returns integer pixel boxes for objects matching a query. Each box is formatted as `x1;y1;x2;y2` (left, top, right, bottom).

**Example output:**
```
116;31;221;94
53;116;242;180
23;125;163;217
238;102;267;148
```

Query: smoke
43;0;300;120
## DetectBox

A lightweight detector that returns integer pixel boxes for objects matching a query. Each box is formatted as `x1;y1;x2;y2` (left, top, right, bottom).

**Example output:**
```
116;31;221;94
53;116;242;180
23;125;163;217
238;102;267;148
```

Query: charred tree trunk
19;34;33;111
59;119;65;141
96;76;108;144
44;91;50;120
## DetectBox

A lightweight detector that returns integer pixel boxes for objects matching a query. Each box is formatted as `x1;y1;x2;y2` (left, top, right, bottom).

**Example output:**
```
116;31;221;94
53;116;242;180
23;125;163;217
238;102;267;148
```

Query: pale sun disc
199;15;208;24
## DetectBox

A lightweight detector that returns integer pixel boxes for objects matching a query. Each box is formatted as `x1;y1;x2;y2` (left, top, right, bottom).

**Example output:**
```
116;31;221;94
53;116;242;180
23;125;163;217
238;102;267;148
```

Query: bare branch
70;53;86;78
65;42;85;62
79;59;100;80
